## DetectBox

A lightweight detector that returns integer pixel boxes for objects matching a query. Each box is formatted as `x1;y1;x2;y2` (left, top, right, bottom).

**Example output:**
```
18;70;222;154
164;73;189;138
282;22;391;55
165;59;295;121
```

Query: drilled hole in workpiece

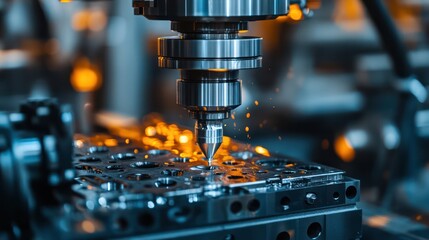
333;192;340;201
227;175;244;180
148;149;170;156
115;218;128;231
280;196;290;207
79;157;101;163
282;170;297;174
171;157;190;162
75;165;102;174
223;161;240;166
154;178;177;188
247;199;260;212
126;173;151;181
230;201;242;214
346;186;357;199
100;181;126;191
191;175;206;181
89;146;109;154
130;161;160;169
276;232;291;240
231;151;254;160
111;153;135;161
161;169;184;177
307;222;322;239
138;213;154;227
194;165;218;170
256;158;296;168
105;165;124;171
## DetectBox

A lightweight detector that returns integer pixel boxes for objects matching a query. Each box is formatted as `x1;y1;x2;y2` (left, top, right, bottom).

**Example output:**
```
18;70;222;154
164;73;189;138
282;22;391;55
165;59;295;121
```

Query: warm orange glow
246;113;251;119
276;16;289;22
60;0;72;2
289;5;303;21
307;0;322;9
254;100;259;106
145;126;157;137
208;69;228;72
334;135;355;162
81;220;96;233
333;0;365;32
255;146;270;157
89;10;107;32
367;215;390;228
72;10;107;32
75;140;84;148
104;138;118;147
179;135;189;144
245;126;250;132
70;57;101;92
72;10;91;31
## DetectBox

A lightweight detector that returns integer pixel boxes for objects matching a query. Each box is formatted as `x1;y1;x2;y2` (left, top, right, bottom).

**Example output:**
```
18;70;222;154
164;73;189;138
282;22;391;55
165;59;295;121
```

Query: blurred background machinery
1;0;429;239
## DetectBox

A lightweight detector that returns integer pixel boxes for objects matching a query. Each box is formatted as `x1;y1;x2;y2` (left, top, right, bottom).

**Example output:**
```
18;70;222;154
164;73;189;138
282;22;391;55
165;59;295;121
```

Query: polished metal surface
63;122;361;239
158;37;262;59
177;80;241;111
158;57;262;70
134;0;289;20
194;120;223;164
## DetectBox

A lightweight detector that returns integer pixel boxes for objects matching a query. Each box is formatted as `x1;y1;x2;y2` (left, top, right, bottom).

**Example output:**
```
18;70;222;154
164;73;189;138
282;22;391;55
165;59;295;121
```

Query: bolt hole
228;175;244;180
79;157;101;163
138;213;154;227
111;153;135;161
307;222;322;239
88;146;109;153
280;196;290;206
130;161;160;169
171;157;190;162
126;173;151;181
105;165;124;171
161;169;184;176
154;178;177;188
230;201;242;214
148;149;170;156
346;186;357;199
276;231;291;240
247;199;260;212
115;218;128;231
333;192;340;201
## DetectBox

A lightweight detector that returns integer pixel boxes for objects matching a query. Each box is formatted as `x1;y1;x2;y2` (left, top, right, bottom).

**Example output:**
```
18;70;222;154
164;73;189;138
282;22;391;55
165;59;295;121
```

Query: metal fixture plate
68;120;360;237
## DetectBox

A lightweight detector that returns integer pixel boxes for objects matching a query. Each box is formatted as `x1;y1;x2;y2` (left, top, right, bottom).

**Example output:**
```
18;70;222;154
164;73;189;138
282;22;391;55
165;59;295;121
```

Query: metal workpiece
133;0;289;21
65;127;361;239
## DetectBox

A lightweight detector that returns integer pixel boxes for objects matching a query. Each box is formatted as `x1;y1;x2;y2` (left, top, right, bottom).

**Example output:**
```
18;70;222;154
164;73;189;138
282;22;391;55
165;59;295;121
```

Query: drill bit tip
195;120;223;165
